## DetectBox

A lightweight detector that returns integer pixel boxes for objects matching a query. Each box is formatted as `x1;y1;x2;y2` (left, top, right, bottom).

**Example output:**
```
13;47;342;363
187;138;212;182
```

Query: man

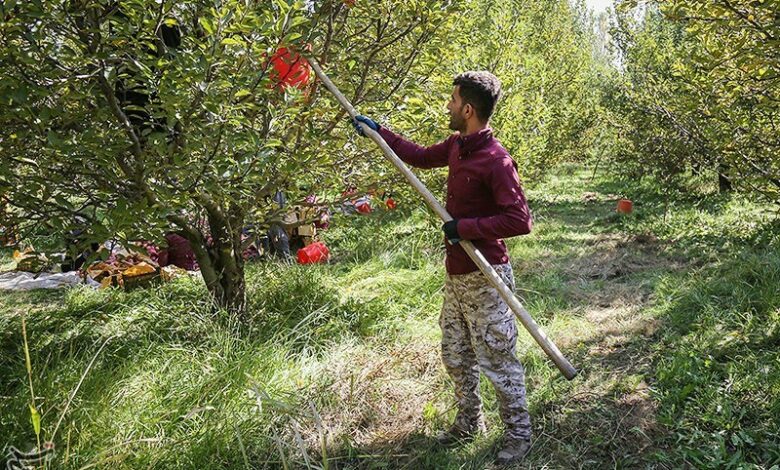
353;71;533;465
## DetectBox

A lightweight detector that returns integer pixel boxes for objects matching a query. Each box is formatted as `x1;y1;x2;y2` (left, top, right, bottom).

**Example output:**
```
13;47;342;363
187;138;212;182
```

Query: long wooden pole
308;57;577;380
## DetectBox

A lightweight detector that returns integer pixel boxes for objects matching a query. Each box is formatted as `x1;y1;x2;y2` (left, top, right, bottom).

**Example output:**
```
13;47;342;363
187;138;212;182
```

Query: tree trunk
170;197;248;316
718;162;733;193
204;247;246;315
207;231;247;316
181;224;247;317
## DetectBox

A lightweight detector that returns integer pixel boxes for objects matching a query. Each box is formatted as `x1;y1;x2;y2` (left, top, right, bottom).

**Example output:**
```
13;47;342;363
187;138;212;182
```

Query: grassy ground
2;165;779;469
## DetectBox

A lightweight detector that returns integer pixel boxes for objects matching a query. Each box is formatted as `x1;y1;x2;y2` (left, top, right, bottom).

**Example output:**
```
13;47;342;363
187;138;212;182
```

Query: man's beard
448;113;465;132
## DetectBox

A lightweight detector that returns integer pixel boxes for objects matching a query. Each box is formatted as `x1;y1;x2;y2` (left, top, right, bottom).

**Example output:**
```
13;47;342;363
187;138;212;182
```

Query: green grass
2;165;779;469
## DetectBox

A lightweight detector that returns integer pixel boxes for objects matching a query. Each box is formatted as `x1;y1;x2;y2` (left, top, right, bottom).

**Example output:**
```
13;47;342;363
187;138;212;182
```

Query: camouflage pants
440;263;532;441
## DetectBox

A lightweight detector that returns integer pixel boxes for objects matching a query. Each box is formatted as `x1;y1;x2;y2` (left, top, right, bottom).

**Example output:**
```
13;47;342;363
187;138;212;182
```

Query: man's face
447;85;468;132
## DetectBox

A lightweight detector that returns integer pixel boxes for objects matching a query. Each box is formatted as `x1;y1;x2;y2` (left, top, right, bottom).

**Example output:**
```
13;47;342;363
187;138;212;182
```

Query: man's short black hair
453;71;502;122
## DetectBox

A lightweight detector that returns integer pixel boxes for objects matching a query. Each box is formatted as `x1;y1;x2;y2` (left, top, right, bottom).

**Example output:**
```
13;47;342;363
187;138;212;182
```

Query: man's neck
462;121;489;137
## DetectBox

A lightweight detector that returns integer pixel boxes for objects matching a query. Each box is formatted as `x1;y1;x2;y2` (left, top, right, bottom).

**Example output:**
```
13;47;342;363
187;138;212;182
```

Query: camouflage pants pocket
483;311;517;353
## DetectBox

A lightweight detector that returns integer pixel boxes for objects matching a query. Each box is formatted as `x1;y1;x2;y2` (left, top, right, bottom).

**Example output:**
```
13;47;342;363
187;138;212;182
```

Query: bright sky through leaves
586;0;612;13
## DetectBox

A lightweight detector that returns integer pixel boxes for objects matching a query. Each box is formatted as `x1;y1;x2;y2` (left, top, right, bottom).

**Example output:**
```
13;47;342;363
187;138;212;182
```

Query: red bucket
617;199;633;214
297;242;329;264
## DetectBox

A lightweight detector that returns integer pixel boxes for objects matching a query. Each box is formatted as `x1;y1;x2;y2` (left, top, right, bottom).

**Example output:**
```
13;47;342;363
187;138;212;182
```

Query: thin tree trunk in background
718;162;733;193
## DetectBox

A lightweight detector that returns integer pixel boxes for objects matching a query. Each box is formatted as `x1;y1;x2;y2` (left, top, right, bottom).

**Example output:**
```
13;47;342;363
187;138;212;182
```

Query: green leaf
273;0;291;15
29;404;41;437
54;195;74;210
221;37;244;46
47;130;63;147
199;17;215;35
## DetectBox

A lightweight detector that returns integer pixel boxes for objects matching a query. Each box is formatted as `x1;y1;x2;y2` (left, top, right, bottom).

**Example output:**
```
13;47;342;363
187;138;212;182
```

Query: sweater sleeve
456;157;532;240
378;127;451;169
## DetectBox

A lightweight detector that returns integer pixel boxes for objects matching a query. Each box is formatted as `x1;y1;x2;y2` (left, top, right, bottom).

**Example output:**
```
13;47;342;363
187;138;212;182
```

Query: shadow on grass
531;323;672;469
647;246;780;467
0;261;395;460
318;432;501;470
0;281;224;448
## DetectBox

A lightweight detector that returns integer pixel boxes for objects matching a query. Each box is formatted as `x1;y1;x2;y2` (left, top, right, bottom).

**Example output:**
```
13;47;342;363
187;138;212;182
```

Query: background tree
607;4;711;186
607;0;780;199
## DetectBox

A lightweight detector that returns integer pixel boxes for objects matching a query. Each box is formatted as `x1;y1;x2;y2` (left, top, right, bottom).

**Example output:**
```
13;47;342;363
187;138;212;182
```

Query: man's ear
463;103;473;119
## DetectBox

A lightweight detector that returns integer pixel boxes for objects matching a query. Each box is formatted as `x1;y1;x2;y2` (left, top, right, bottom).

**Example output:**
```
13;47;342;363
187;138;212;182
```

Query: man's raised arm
353;115;451;169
